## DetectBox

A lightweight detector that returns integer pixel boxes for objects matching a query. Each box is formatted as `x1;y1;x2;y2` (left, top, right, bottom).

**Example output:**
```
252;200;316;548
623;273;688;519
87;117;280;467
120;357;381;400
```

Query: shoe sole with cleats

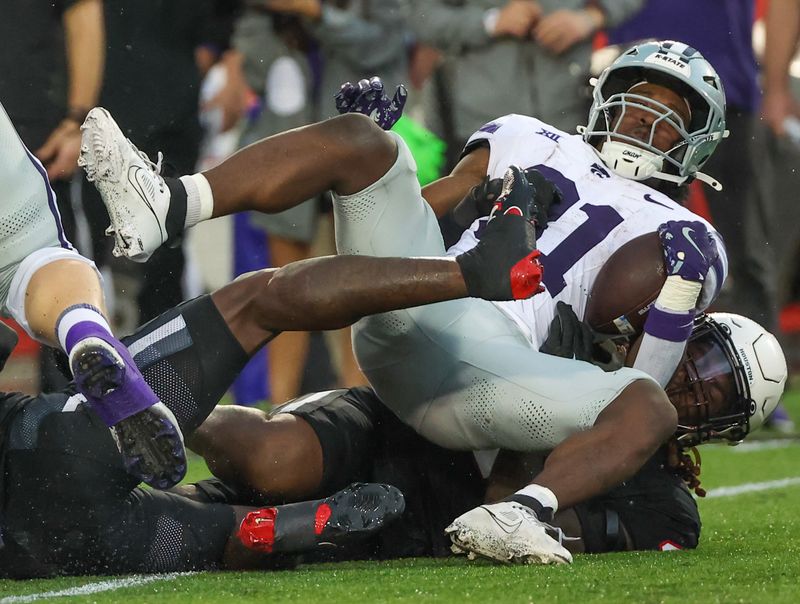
318;482;405;542
71;340;186;489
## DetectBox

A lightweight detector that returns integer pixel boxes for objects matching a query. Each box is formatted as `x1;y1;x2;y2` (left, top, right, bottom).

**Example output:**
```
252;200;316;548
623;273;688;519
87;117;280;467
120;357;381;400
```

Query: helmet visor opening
669;325;750;445
603;66;712;134
603;93;689;148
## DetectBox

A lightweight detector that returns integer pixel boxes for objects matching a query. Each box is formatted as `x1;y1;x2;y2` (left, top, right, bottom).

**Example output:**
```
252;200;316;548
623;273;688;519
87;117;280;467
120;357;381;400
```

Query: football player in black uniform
183;303;764;560
185;383;702;560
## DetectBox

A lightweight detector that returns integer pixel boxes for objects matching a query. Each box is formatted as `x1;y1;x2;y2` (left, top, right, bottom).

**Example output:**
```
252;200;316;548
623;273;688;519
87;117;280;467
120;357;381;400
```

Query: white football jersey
447;114;728;347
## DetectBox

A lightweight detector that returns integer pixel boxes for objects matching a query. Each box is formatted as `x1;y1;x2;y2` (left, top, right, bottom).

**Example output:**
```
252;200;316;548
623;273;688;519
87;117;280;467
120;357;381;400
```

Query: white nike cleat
445;501;573;565
79;107;171;262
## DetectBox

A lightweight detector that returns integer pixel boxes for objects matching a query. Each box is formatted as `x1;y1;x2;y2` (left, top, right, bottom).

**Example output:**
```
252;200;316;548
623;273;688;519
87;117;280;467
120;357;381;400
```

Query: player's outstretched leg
445;501;572;565
236;482;405;554
80;108;395;263
58;305;187;489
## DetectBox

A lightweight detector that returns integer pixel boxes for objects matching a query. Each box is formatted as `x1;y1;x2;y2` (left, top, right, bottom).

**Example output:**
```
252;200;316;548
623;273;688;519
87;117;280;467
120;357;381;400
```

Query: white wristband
483;8;500;36
656;275;703;312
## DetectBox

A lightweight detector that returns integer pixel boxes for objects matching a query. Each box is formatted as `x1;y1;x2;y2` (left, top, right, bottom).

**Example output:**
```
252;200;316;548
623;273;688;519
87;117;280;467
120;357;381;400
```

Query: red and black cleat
456;166;545;301
237;482;405;554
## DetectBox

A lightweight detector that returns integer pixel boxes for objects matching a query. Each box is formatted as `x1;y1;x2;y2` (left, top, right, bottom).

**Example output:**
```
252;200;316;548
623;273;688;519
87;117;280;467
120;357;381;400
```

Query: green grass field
3;390;800;603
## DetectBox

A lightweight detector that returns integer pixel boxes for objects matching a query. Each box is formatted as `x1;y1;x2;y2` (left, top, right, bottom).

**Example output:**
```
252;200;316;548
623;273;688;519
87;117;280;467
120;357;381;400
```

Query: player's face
665;338;736;428
610;83;691;152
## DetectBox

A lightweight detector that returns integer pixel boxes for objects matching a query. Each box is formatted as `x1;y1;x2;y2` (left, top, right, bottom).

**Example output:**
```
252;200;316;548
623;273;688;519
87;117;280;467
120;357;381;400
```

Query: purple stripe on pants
24;148;72;249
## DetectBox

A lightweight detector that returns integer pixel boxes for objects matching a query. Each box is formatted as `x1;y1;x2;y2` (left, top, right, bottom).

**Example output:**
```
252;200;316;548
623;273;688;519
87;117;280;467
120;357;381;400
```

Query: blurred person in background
80;0;239;326
0;0;105;391
761;0;800;378
261;0;410;105
0;0;104;183
408;0;645;170
762;0;800;139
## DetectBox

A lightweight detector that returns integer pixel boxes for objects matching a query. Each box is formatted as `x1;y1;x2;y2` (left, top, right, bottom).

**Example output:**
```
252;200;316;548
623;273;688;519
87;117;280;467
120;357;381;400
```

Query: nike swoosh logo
118;231;132;249
682;226;706;257
643;193;672;209
128;166;165;241
483;507;523;534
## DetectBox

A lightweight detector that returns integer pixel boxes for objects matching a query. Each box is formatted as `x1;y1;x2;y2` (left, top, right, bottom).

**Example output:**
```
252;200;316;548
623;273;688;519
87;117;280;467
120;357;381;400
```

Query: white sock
55;304;112;354
180;173;214;229
515;484;559;514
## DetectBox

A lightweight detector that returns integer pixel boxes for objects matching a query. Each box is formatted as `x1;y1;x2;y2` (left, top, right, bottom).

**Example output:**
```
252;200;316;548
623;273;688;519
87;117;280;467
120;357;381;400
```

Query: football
585;232;666;336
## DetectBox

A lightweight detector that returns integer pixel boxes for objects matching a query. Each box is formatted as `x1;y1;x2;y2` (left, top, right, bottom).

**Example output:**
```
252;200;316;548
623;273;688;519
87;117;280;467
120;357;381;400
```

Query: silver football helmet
667;312;788;446
582;40;728;190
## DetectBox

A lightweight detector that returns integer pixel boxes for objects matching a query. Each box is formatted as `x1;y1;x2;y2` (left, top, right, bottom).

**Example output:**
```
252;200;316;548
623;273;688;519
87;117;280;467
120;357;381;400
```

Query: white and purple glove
334;76;407;131
641;220;722;355
658;220;719;284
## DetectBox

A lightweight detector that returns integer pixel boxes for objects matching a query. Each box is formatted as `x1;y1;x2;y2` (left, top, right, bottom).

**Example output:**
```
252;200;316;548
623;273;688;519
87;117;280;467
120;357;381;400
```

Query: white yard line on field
730;439;800;452
705;476;800;498
0;572;195;603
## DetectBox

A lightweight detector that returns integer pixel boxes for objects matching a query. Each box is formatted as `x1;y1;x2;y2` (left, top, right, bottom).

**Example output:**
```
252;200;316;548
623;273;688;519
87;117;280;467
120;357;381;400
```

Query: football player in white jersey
80;40;733;564
0;100;186;490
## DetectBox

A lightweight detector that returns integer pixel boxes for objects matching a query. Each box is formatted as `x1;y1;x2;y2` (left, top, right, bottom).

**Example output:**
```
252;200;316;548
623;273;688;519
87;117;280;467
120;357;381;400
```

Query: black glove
539;301;594;362
452;167;563;230
455;166;543;301
524;167;563;227
452;175;504;229
0;321;19;373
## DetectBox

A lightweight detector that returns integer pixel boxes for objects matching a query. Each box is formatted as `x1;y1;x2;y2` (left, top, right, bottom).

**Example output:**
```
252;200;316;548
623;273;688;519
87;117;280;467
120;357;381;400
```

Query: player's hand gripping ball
657;220;719;283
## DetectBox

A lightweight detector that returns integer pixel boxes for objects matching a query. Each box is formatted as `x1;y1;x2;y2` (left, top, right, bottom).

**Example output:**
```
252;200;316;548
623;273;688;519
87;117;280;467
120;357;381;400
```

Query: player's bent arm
422;146;489;217
632;221;723;386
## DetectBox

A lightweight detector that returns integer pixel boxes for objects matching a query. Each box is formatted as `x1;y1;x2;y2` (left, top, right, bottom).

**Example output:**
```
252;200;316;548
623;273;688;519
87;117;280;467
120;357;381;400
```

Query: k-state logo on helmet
645;52;690;76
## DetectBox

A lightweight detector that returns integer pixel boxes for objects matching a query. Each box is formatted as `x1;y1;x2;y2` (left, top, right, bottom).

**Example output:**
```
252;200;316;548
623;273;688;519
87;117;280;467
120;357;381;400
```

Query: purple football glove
334;76;408;130
657;220;719;283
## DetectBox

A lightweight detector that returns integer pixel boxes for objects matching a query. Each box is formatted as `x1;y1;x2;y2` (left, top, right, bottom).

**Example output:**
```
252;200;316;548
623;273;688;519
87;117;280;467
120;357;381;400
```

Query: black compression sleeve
123;295;249;435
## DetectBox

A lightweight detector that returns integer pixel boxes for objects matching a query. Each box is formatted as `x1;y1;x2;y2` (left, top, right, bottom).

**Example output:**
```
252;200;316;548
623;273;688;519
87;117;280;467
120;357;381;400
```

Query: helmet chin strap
691;171;723;192
650;169;724;192
597;140;724;192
